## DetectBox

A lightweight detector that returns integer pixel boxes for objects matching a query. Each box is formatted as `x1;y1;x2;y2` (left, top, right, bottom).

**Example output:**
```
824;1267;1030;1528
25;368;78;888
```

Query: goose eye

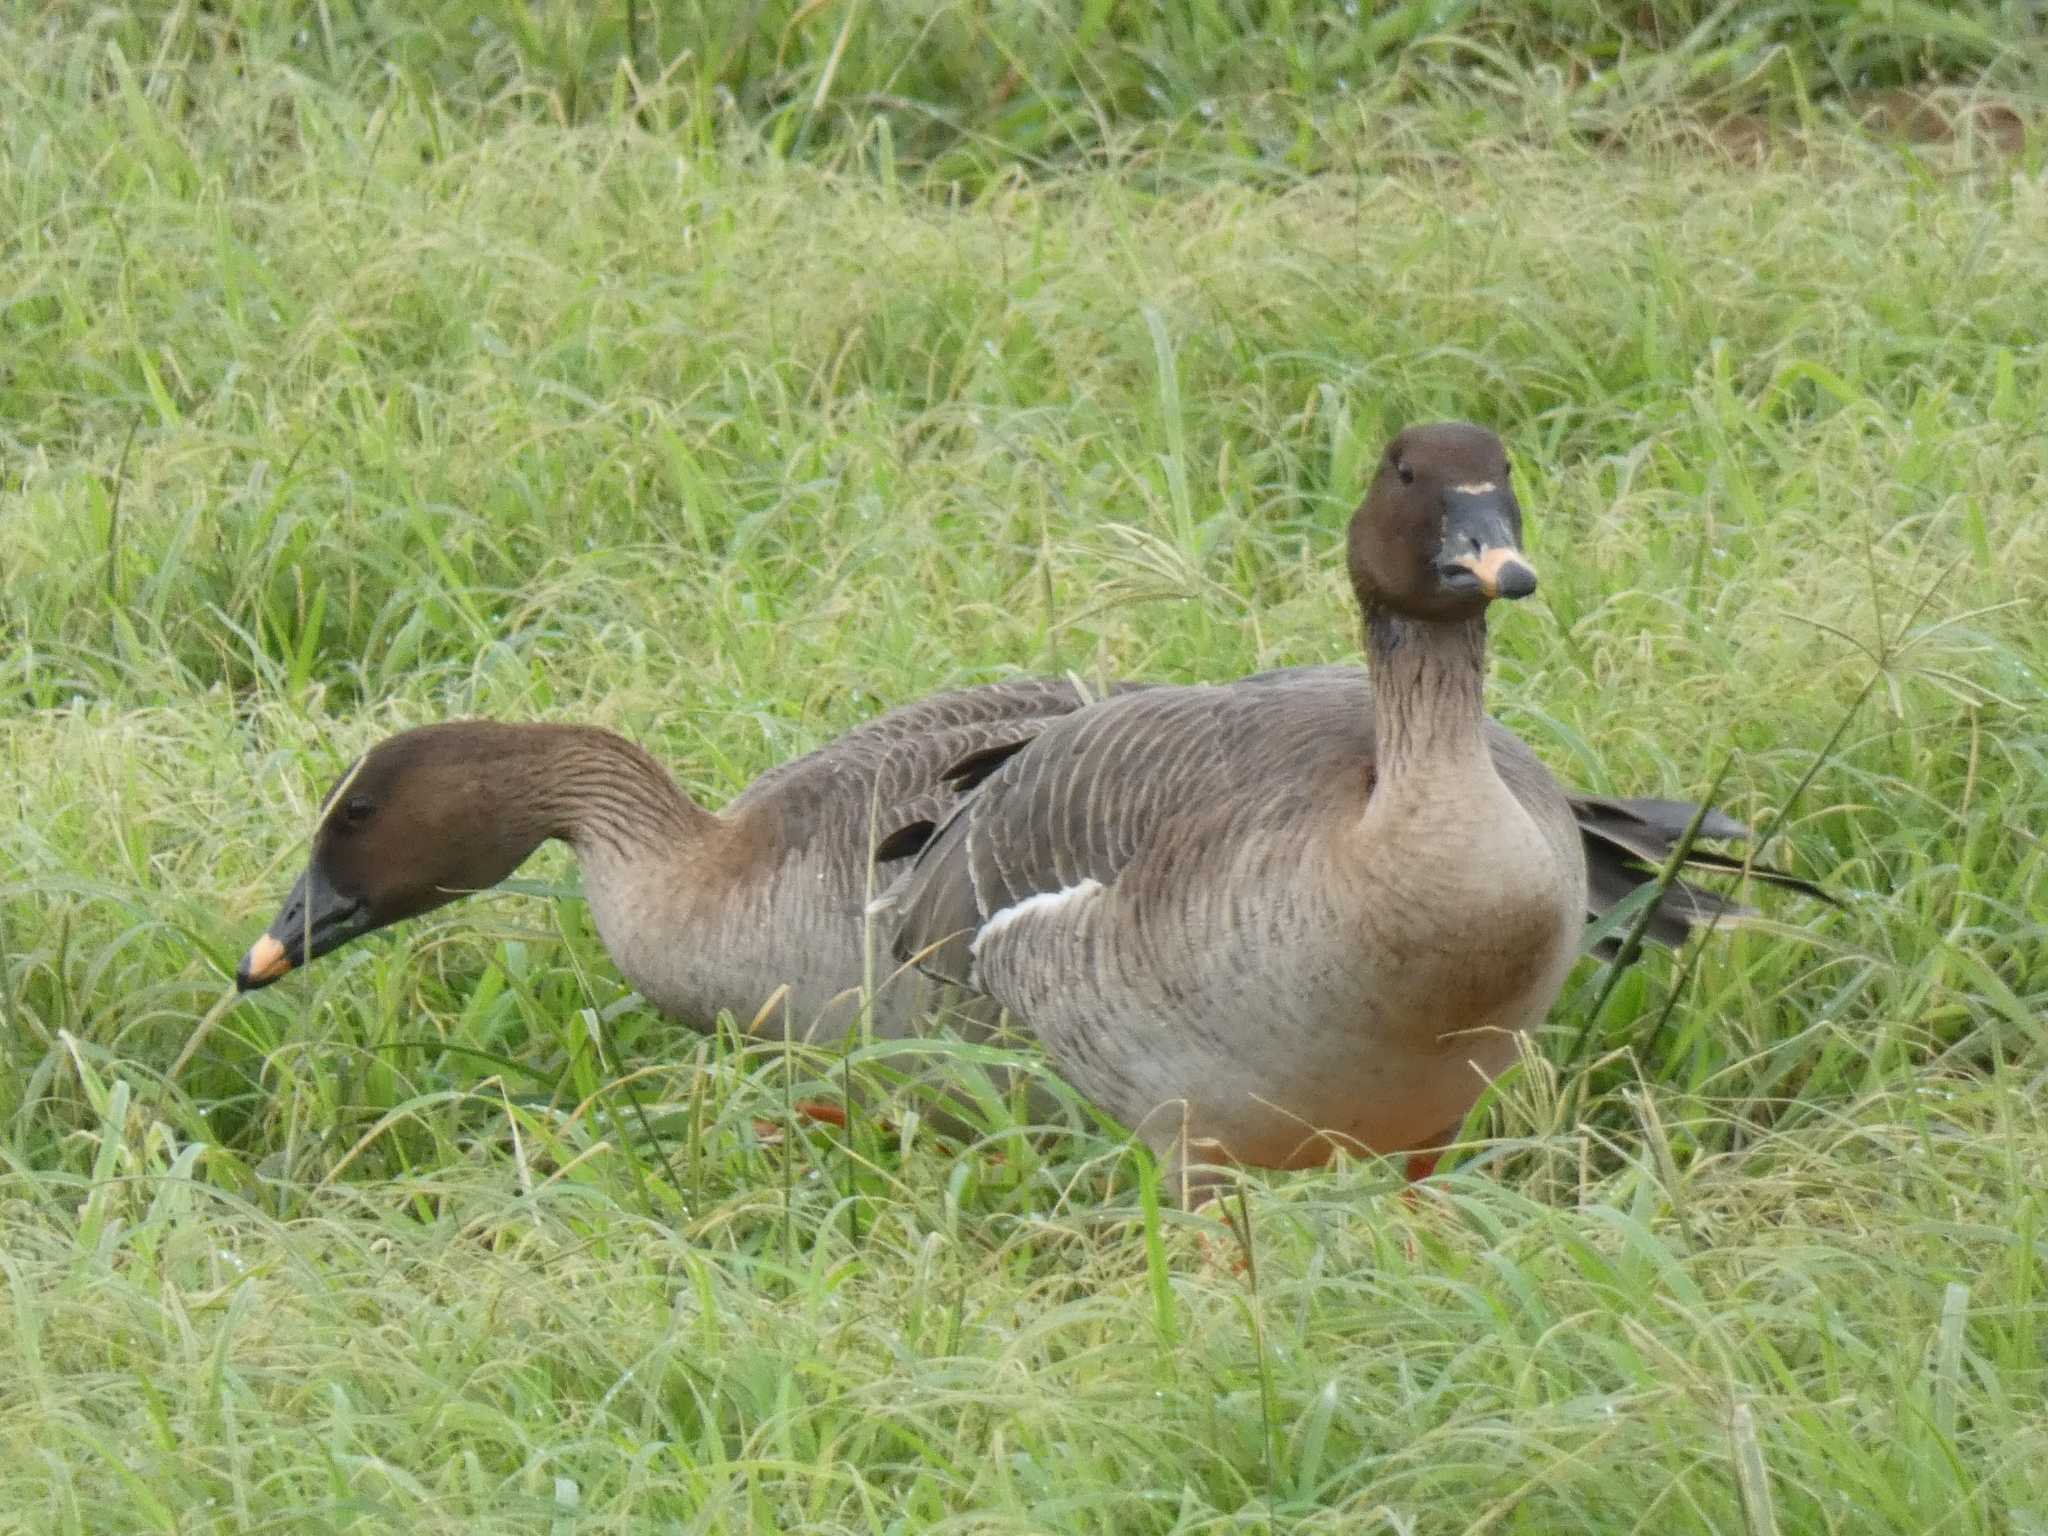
1396;463;1415;486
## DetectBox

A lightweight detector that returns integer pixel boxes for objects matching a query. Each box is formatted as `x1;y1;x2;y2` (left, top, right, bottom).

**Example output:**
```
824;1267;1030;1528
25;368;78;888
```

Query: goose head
1346;422;1536;623
236;722;557;990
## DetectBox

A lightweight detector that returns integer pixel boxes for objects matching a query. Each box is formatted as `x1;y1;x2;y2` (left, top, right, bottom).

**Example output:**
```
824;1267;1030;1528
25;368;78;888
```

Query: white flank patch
971;878;1103;960
1450;480;1497;495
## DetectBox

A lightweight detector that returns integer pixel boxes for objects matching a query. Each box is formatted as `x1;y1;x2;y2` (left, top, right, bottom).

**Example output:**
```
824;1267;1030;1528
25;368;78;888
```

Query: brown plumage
235;679;1104;1043
879;423;1830;1202
233;510;1821;1144
889;666;1826;977
235;669;1814;1075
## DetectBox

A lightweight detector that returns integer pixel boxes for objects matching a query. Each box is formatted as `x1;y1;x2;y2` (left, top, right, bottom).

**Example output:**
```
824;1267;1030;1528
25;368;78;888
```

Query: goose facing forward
883;423;1611;1198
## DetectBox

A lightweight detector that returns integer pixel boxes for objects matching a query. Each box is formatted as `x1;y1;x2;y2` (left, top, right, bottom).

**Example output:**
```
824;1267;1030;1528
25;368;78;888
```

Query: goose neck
1364;607;1493;785
526;726;710;859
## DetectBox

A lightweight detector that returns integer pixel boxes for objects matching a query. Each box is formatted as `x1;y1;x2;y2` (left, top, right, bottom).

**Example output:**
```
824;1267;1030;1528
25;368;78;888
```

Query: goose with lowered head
234;679;1100;1048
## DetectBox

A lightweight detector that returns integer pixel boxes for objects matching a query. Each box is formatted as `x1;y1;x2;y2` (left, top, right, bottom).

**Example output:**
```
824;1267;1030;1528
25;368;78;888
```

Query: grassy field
4;3;2046;1531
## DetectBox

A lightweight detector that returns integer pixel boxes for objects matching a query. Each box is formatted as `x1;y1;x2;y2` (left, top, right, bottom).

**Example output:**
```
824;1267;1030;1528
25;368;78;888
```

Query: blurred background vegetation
24;0;2044;180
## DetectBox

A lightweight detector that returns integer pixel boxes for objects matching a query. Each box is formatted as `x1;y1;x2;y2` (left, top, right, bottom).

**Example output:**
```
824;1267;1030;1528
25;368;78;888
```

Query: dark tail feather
872;812;983;987
943;736;1035;792
1569;794;1838;953
873;818;938;863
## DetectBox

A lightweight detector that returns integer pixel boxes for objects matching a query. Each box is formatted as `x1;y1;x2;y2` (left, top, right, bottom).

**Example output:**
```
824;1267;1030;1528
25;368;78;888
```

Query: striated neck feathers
1364;606;1493;787
516;726;710;859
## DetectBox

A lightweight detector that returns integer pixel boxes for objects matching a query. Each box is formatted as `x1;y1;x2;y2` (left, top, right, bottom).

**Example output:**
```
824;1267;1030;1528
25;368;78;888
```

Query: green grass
20;0;2044;179
4;2;2047;1530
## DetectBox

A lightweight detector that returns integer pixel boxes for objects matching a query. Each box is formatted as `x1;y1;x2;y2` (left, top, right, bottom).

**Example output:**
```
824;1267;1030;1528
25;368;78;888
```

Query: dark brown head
236;722;558;991
1346;422;1535;623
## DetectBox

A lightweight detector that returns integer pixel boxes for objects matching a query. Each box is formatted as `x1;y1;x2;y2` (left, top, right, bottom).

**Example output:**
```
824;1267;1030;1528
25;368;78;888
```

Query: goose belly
1171;963;1566;1169
982;803;1584;1166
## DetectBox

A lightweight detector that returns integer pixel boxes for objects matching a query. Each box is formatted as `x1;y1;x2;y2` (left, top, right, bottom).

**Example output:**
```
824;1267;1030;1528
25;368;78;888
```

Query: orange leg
752;1099;893;1142
1398;1131;1454;1218
1402;1123;1458;1186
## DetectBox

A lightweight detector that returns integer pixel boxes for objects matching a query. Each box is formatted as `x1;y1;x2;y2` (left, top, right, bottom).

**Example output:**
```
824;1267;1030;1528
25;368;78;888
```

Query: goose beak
1449;543;1538;599
235;863;371;991
1438;486;1537;600
237;934;292;989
